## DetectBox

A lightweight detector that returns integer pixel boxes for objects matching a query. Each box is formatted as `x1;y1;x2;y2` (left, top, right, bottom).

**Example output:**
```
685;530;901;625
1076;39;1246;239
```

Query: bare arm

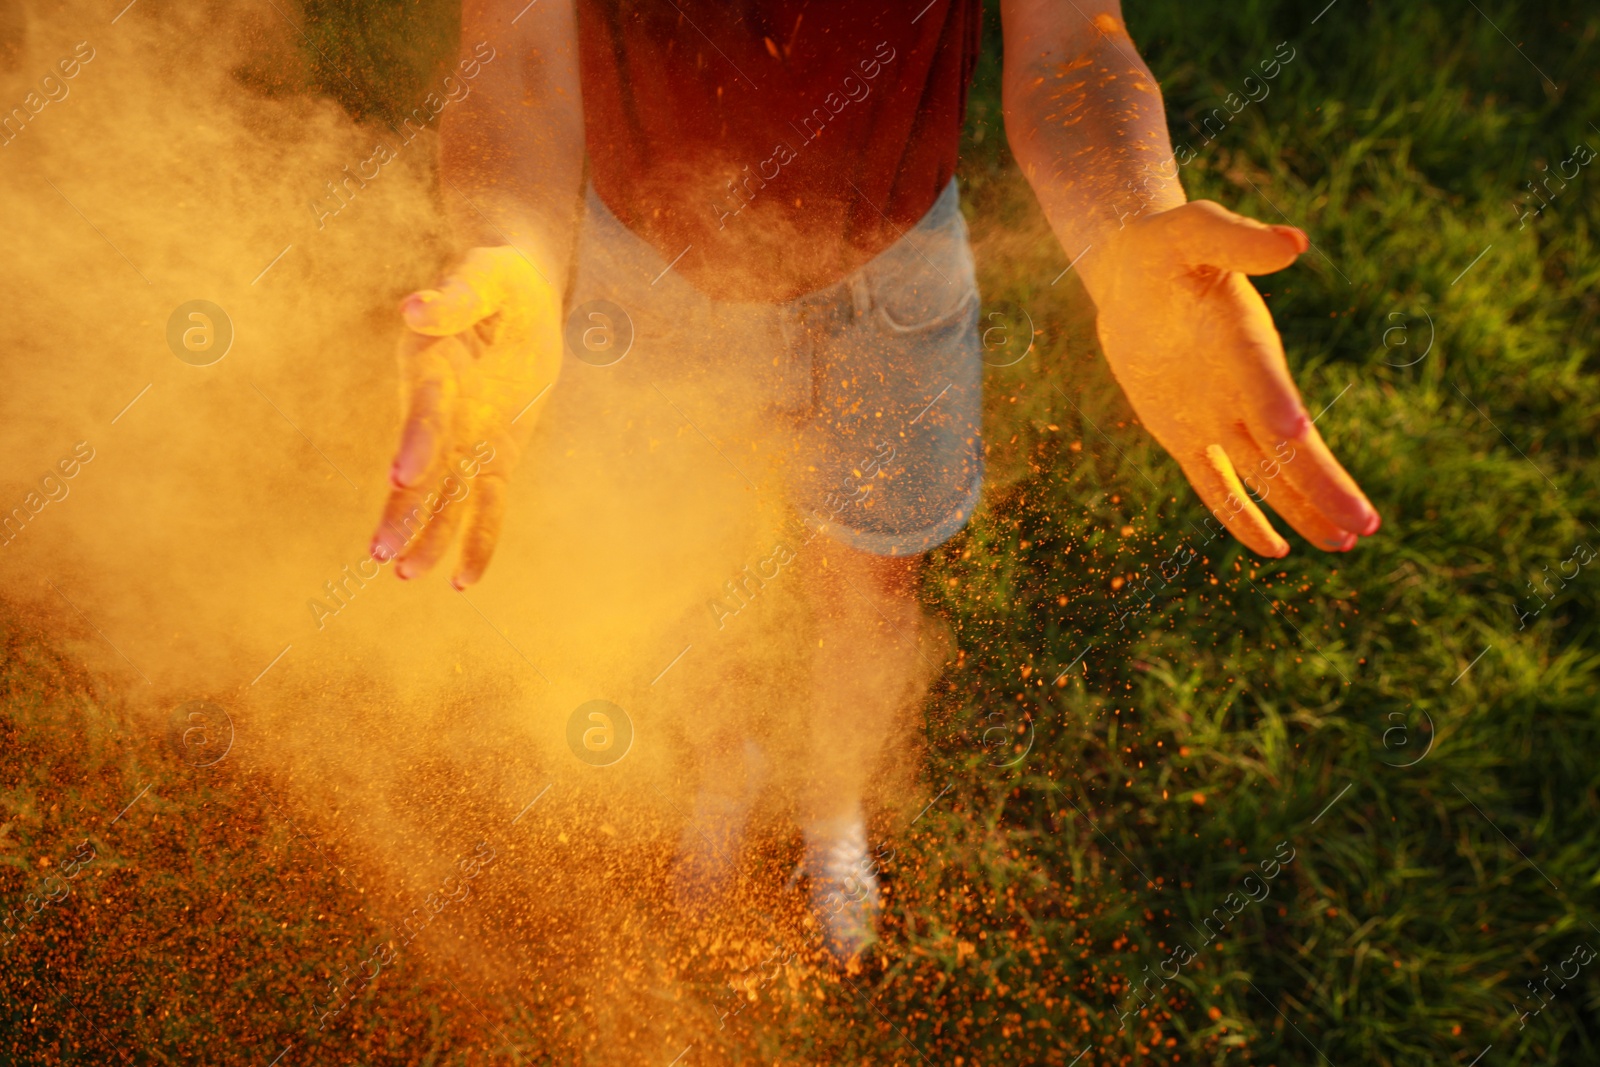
999;1;1380;557
371;0;587;587
438;0;585;293
1000;0;1183;287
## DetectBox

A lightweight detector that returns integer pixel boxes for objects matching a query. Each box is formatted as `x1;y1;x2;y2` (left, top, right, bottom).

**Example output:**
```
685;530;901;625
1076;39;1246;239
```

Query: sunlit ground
3;2;1599;1065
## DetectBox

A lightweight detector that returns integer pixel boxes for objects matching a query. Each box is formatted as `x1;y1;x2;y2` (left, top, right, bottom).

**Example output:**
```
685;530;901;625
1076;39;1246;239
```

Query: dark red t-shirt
576;0;982;302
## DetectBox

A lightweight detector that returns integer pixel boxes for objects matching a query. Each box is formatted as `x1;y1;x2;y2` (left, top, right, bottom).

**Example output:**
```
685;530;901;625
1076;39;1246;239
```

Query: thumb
400;247;515;336
1165;200;1308;275
402;274;495;337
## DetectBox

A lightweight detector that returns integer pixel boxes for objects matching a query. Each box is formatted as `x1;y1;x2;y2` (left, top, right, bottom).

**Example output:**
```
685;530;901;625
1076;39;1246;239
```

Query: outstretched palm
370;246;561;587
1084;200;1380;557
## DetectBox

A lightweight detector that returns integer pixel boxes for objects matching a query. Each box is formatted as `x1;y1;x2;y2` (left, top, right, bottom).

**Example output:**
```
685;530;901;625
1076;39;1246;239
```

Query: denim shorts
564;179;984;558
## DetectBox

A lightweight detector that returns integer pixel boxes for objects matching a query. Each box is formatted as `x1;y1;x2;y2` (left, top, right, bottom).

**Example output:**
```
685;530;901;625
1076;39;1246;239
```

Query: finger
402;277;494;336
392;337;458;489
371;483;434;564
1161;200;1308;276
1274;425;1380;535
1226;312;1312;444
1225;427;1357;551
451;472;508;589
1178;443;1290;558
1265;475;1359;552
400;247;511;336
395;476;470;580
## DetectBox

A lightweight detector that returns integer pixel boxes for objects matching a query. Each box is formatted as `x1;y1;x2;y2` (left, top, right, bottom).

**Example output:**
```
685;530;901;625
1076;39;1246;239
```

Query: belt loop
850;272;871;319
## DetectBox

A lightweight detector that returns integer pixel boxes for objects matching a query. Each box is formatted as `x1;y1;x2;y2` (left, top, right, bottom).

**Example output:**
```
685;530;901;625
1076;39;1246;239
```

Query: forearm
441;0;585;293
1001;11;1184;293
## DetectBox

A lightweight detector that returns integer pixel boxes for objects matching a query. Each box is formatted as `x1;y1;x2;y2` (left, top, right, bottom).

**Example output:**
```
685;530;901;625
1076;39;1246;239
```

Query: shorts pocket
866;198;978;332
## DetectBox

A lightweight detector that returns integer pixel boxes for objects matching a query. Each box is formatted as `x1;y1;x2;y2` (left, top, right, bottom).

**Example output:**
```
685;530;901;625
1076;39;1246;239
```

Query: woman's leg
795;542;926;959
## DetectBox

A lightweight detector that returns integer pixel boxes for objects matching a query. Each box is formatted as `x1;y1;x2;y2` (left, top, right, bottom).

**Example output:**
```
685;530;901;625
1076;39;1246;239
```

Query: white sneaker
803;816;881;964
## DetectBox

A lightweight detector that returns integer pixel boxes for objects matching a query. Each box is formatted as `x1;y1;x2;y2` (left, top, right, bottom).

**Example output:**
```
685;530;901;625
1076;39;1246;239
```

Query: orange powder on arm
1093;13;1128;37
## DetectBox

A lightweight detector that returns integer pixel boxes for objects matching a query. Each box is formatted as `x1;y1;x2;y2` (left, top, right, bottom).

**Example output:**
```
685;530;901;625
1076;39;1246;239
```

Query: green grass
4;1;1599;1064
